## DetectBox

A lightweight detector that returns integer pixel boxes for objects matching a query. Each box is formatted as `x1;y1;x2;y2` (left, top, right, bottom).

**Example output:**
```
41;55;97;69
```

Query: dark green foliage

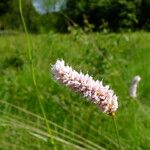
138;0;150;30
63;0;150;32
0;0;11;16
2;56;24;70
0;0;150;32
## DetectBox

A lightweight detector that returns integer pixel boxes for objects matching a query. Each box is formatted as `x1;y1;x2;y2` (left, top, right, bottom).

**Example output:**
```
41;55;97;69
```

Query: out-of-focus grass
0;32;150;149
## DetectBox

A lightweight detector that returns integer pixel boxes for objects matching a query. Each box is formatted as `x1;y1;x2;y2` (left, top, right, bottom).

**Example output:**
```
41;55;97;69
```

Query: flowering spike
130;75;141;98
51;59;118;115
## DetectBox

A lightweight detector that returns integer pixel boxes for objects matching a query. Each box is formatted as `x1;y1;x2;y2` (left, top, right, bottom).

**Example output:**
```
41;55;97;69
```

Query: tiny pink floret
51;60;118;115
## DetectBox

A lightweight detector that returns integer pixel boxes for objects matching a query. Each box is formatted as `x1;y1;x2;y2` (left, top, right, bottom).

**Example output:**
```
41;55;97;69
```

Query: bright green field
0;32;150;150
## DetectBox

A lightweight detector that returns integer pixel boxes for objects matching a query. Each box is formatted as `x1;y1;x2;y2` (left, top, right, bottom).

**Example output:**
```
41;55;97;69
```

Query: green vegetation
0;0;150;32
0;31;150;149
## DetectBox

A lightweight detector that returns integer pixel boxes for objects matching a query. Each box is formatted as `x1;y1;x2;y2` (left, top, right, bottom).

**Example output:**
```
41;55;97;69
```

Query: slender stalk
112;114;121;150
18;1;57;149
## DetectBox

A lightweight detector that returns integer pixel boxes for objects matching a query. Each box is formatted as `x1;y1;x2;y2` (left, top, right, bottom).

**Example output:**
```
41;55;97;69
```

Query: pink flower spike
51;59;118;115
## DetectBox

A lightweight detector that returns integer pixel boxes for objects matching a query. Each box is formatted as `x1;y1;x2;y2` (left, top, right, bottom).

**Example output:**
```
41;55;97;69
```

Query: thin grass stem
112;114;121;150
18;1;57;149
0;100;104;149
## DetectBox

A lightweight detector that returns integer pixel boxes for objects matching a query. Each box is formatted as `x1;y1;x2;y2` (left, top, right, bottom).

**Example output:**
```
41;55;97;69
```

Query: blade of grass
0;101;105;150
0;117;88;150
18;0;57;149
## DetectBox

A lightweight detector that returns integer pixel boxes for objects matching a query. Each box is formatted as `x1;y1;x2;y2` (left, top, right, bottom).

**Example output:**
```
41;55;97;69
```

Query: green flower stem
112;114;121;150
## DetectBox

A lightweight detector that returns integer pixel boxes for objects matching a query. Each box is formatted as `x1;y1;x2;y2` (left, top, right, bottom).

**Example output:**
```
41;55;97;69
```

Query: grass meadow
0;31;150;149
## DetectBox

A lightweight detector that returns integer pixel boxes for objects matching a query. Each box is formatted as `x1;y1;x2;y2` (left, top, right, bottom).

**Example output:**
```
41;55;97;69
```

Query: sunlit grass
0;32;150;149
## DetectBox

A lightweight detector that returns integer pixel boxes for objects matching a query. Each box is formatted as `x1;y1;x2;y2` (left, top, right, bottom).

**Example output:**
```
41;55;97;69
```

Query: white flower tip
133;75;141;82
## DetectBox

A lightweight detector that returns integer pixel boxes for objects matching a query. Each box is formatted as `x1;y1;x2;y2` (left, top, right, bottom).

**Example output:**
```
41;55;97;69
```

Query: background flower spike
130;75;141;98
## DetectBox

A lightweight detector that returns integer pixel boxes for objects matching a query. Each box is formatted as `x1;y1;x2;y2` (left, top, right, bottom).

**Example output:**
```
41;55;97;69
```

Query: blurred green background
0;0;150;150
0;0;150;32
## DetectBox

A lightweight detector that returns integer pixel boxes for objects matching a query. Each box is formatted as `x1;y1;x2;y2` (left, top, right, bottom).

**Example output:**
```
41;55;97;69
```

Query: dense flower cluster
51;60;118;115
